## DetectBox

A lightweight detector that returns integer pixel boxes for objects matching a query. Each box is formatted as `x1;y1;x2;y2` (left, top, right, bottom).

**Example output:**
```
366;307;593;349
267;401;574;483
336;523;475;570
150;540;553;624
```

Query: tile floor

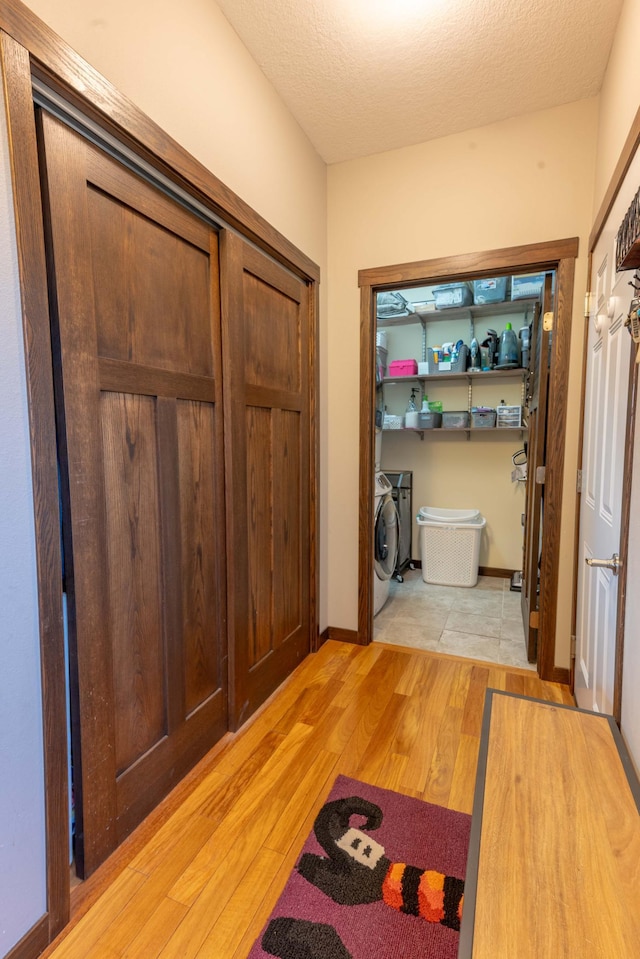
373;568;535;670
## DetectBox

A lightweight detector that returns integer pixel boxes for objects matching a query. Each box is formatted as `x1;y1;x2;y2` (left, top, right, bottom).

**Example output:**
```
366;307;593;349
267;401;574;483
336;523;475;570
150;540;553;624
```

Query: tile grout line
374;573;535;670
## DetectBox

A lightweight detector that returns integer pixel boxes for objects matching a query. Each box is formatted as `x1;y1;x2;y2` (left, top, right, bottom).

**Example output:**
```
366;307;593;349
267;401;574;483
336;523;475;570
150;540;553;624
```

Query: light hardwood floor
44;641;573;959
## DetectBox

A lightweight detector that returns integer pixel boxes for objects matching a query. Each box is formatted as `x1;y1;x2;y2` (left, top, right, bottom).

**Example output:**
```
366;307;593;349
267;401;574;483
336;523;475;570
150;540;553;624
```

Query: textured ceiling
215;0;624;164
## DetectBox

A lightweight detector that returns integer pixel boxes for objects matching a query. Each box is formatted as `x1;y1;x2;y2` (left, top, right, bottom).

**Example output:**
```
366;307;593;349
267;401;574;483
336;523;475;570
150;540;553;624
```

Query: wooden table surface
460;691;640;958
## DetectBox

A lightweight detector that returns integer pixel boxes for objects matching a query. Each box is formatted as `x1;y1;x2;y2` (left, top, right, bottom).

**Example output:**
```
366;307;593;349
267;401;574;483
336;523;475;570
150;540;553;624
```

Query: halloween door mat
249;775;472;959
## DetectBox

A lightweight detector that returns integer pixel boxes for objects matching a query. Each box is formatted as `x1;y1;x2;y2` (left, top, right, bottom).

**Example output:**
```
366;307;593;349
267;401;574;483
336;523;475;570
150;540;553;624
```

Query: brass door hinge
584;292;594;318
543;311;554;331
536;466;546;485
576;469;583;493
530;610;540;629
570;634;577;659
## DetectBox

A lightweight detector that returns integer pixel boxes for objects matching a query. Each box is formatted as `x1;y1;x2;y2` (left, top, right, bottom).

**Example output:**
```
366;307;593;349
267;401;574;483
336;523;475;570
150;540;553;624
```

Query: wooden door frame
572;98;640;723
358;238;578;684
0;2;319;953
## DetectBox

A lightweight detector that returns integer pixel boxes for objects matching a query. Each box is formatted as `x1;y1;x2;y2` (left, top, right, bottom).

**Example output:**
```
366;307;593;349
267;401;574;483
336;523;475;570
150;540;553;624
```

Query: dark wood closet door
521;275;554;662
39;112;228;877
220;233;311;729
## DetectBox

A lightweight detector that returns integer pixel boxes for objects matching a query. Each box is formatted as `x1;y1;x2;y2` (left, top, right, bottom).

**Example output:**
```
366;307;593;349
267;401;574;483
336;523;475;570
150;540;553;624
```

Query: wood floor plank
353;691;408;783
43;868;146;959
167;721;315;907
400;657;460;792
228;797;329;959
461;665;490;737
422;704;465;807
264;748;339;855
121;898;188;958
194;847;283;959
505;672;525;695
129;784;226;875
43;642;574;959
448;661;474;708
376;751;410;792
448;733;481;815
81;817;218;959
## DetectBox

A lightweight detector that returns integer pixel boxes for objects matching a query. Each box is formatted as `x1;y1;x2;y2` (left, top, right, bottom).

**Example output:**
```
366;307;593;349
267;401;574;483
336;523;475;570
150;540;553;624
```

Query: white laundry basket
417;507;486;587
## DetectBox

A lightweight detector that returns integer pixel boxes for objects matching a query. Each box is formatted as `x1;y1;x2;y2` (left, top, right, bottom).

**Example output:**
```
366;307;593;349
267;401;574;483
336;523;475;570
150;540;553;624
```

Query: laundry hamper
417;507;486;587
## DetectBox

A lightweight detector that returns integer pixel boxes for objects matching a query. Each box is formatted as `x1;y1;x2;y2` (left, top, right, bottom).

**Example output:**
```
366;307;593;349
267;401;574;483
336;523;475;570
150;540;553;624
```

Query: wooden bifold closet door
39;111;228;877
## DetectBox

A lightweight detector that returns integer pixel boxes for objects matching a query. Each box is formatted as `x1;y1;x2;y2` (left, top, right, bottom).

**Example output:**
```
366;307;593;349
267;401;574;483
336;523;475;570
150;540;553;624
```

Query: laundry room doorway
358;239;578;682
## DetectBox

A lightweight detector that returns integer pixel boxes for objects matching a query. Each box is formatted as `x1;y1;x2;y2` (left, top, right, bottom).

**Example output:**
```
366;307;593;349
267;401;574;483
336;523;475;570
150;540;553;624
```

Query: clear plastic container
496;323;519;367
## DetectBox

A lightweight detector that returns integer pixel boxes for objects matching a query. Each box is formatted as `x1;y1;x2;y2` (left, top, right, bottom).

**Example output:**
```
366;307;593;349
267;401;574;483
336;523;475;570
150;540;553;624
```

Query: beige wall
327;99;599;668
23;0;331;627
25;0;327;260
594;0;640;212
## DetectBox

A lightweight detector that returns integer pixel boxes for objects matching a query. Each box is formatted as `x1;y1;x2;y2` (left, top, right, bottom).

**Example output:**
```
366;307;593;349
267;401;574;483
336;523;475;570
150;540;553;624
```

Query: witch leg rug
248;775;472;959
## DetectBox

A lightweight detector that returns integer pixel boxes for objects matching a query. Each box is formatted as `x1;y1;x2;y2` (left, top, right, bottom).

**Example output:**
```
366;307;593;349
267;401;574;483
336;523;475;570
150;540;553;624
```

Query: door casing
358;240;578;684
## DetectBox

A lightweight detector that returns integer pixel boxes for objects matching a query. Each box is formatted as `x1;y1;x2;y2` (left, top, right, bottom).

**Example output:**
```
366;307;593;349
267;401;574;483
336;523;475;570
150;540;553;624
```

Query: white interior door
575;190;635;713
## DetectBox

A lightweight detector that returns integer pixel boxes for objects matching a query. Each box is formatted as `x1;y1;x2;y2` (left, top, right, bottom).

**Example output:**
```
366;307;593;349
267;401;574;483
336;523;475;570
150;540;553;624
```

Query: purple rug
249;775;471;959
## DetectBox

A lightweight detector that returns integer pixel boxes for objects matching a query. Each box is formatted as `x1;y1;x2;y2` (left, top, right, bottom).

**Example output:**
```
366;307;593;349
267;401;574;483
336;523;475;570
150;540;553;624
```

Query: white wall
0;90;47;956
327;99;598;670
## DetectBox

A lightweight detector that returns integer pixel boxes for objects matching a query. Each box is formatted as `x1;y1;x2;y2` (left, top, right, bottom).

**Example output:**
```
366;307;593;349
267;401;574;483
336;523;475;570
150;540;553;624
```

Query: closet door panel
273;408;302;642
39;111;227;876
246;404;275;666
222;232;312;728
177;399;221;714
101;391;165;773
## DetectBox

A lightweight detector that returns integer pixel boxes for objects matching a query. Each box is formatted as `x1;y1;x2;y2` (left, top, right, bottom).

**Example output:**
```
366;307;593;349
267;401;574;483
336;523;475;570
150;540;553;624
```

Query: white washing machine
374;470;399;616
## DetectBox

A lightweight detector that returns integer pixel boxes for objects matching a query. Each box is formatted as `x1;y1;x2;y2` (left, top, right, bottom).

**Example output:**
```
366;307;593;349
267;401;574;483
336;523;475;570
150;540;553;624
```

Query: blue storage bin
432;283;473;309
511;273;545;300
473;276;508;305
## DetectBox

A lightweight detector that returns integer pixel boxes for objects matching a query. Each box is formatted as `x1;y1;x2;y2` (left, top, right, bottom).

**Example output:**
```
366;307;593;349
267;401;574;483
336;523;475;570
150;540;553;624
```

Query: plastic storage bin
432;283;473;309
473;277;508;305
511;273;545;300
496;404;522;428
471;407;496;428
417;507;486;587
442;410;470;429
427;344;469;374
383;414;403;430
418;411;442;429
388;359;418;377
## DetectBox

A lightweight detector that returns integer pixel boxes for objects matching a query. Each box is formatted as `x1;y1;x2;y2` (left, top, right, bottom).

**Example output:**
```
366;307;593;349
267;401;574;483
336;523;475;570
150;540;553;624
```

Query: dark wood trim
321;626;361;645
98;358;216;402
614;349;639;725
359;243;578;682
0;0;320;283
590;101;640;252
478;566;515;578
310;281;320;653
551;666;572;687
358;282;375;647
537;255;575;681
5;917;49;959
0;29;70;940
358;237;580;290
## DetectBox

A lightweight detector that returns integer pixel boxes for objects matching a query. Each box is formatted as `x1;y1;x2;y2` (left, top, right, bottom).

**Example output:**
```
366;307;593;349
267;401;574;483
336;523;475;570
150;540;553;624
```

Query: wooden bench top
459;691;640;958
